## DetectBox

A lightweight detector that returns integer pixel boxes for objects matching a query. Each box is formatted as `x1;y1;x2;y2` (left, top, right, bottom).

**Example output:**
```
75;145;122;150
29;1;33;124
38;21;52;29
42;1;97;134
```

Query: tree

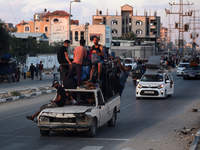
112;31;137;41
0;20;11;56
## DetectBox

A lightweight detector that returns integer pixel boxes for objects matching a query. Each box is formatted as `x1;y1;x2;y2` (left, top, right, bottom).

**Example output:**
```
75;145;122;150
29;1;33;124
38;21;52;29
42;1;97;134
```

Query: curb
0;89;56;103
190;129;200;150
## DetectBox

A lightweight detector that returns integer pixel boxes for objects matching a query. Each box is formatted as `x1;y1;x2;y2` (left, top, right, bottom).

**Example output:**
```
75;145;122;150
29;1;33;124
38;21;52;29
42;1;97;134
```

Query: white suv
176;63;189;76
122;58;137;70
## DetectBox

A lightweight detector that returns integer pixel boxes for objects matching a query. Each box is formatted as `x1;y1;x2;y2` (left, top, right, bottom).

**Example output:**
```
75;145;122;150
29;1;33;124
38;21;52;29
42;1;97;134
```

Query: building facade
93;4;161;42
16;9;79;44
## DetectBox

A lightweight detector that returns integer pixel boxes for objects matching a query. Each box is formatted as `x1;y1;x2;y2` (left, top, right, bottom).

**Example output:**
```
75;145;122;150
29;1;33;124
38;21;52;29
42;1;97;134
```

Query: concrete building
93;4;160;42
70;24;111;50
16;9;79;44
93;4;161;59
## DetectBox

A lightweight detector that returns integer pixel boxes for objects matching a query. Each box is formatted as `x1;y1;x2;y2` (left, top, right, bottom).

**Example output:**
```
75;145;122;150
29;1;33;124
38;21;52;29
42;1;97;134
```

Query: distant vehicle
122;58;137;70
183;64;200;80
176;63;190;76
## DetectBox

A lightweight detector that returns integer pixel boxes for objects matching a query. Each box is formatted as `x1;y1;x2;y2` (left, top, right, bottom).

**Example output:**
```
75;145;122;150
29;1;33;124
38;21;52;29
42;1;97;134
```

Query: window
25;26;29;32
136;29;142;34
126;18;128;24
129;26;132;32
46;19;49;22
112;29;118;34
136;20;143;25
75;31;78;41
81;31;84;39
45;27;48;32
53;18;59;23
111;20;118;25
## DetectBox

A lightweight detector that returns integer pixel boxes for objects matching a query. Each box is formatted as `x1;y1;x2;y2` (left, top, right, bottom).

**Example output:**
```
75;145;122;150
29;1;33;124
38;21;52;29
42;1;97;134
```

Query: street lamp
69;0;81;55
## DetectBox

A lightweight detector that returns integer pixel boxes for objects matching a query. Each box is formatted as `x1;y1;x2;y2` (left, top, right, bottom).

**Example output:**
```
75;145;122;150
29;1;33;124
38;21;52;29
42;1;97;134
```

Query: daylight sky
0;0;200;44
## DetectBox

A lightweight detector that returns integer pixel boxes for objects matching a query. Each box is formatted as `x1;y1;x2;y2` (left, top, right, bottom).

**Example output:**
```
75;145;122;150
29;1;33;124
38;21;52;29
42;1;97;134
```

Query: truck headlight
158;84;164;89
39;116;49;122
137;84;142;89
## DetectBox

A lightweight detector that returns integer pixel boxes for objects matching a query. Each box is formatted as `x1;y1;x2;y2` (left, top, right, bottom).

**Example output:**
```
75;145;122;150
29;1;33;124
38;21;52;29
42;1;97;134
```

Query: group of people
26;37;132;122
19;61;44;81
57;36;106;89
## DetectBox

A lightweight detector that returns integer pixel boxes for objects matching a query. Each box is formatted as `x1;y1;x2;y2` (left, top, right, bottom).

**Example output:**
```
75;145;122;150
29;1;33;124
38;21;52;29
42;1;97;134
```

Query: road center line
121;101;140;110
0;109;37;121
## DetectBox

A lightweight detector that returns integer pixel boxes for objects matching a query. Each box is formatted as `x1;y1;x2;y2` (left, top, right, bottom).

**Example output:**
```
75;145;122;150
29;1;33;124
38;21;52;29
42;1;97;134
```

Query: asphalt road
0;70;200;150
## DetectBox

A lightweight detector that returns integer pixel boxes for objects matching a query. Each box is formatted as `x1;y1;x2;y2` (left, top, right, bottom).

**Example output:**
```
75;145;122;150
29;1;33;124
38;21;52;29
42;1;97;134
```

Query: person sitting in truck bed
26;80;66;122
66;92;77;105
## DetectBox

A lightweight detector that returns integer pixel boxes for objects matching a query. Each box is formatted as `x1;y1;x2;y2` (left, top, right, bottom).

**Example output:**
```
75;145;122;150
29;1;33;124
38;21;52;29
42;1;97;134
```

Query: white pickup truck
37;88;121;137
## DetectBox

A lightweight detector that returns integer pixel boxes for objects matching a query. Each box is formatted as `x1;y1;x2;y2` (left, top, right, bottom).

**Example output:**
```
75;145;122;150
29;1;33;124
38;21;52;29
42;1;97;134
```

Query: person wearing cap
26;80;66;122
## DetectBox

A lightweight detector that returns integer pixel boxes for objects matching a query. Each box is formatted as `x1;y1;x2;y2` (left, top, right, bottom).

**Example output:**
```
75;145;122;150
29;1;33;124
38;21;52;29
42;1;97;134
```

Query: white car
136;72;174;99
176;63;190;76
122;58;137;70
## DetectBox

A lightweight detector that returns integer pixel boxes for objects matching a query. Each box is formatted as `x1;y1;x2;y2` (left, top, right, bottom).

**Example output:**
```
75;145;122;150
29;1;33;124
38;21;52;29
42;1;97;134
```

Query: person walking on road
117;58;131;97
38;61;43;80
65;39;87;89
29;63;35;80
22;63;27;79
35;64;39;79
53;65;58;80
26;80;66;122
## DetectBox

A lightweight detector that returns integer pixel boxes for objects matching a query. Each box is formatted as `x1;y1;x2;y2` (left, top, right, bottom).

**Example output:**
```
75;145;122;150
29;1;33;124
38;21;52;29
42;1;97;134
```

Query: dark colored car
183;65;200;80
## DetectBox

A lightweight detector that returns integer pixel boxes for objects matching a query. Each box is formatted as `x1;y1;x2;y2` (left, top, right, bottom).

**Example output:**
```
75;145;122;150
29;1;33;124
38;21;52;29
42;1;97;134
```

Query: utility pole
84;22;89;49
165;0;194;55
190;10;200;57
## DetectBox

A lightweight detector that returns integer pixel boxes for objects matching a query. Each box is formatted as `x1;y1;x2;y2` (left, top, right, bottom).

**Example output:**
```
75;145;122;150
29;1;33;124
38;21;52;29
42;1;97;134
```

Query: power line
7;0;18;24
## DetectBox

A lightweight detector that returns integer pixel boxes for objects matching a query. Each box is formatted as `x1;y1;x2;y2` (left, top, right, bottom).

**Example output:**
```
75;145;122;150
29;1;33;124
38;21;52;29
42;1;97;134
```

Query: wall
26;54;60;69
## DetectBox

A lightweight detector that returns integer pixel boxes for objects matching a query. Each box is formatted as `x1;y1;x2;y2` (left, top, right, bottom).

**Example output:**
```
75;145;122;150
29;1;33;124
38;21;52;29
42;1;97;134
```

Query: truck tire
40;129;50;136
107;109;116;127
87;118;97;137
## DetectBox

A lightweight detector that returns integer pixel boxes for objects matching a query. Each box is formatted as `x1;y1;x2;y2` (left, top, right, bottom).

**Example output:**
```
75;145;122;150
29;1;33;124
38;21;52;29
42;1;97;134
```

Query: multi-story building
16;9;79;44
93;4;161;58
93;4;160;42
158;24;170;52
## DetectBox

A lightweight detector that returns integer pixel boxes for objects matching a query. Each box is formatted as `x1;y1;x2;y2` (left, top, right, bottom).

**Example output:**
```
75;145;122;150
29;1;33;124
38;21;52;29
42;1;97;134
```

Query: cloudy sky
0;0;200;44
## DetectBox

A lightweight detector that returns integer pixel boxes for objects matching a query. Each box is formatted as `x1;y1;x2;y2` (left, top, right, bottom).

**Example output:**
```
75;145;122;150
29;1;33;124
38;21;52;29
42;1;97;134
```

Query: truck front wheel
87;118;97;137
107;109;116;127
40;129;50;136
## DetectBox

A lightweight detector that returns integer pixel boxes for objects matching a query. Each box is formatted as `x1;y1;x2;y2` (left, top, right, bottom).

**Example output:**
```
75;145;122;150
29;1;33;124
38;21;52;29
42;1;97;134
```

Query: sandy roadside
118;98;200;150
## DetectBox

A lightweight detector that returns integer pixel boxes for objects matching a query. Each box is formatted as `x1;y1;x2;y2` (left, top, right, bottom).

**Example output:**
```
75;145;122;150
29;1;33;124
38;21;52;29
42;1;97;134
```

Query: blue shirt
119;70;130;86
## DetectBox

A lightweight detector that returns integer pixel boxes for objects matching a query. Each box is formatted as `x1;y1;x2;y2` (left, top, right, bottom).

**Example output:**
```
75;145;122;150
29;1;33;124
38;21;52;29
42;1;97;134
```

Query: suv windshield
141;74;163;82
186;66;200;70
124;59;132;64
179;64;189;67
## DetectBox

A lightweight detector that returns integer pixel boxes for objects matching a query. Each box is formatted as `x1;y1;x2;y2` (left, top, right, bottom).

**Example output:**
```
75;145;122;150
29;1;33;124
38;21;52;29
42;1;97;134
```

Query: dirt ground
119;99;200;150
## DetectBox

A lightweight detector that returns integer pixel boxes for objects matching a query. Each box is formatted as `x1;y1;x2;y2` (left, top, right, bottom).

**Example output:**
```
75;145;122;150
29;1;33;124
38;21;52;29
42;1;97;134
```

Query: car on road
122;58;137;70
37;88;121;137
176;63;190;76
136;72;174;99
183;65;200;80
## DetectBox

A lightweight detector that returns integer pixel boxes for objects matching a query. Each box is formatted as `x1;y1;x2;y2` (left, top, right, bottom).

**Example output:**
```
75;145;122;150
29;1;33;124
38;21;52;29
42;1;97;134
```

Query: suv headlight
39;116;49;122
158;84;164;89
137;84;142;89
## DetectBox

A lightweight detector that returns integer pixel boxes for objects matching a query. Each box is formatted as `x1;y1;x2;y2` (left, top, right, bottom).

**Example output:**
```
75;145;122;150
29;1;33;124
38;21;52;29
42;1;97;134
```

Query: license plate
144;91;154;94
190;75;195;77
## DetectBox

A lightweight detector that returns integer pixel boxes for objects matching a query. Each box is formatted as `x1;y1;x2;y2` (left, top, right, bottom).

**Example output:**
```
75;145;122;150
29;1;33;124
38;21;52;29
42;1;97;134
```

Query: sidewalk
0;73;57;103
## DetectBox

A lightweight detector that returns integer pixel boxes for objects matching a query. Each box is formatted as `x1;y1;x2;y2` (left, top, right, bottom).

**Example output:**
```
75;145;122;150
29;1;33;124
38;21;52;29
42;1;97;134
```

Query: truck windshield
66;91;96;106
141;74;163;82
